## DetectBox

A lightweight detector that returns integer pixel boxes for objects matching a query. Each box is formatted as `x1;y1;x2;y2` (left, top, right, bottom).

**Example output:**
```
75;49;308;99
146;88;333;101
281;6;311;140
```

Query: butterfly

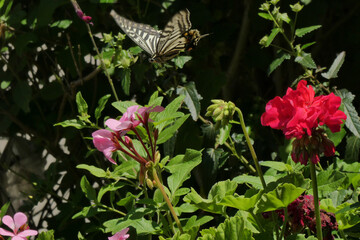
110;9;208;63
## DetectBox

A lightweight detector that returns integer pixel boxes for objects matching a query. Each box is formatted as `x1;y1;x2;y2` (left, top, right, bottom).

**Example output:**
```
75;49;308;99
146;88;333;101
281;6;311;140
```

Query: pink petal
108;227;130;240
17;229;38;237
12;236;27;240
92;130;114;152
103;148;117;165
0;227;15;236
105;119;122;131
13;212;27;231
2;215;15;231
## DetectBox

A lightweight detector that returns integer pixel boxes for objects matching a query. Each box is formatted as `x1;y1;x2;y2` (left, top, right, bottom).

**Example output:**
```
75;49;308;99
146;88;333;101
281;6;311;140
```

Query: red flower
261;80;346;165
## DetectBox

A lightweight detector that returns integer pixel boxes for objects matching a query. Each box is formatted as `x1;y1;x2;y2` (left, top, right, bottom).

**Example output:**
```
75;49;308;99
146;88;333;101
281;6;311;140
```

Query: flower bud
290;2;304;12
206;100;236;130
146;178;154;190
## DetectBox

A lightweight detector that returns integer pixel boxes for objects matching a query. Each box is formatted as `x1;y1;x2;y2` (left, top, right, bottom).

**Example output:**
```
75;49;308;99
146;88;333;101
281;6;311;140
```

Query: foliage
0;0;359;240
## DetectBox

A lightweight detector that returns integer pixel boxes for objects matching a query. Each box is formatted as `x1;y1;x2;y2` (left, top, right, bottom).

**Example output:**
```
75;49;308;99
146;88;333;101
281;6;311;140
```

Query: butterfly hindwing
110;10;161;56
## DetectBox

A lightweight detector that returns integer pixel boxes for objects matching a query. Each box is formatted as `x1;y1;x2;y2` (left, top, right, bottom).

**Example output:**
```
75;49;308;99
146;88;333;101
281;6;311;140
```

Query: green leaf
80;176;96;201
77;164;106;178
260;161;292;172
184;180;237;214
95;94;111;122
76;92;88;115
232;175;276;189
112;101;138;114
321;51;345;79
312;170;347;198
1;79;11;89
217;124;231;145
50;19;73;29
36;230;55;240
172;56;192;69
301;42;316;50
128;46;143;55
176;81;202;121
295;25;321;37
345;135;360;163
183;215;214;232
198;216;254;240
337;89;360;138
54;119;87;129
98;181;126;202
157;114;189;144
121;68;131;96
266;28;281;47
258;12;272;20
334;202;360;230
267;52;291;75
165;149;202;195
218;193;260;211
255;183;305;213
155;95;185;132
0;202;10;219
295;52;317;69
72;206;105;219
12;81;32;113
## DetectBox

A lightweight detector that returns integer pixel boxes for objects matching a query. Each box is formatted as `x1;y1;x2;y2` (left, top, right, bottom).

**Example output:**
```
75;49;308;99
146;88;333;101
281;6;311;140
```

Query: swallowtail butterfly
110;9;208;63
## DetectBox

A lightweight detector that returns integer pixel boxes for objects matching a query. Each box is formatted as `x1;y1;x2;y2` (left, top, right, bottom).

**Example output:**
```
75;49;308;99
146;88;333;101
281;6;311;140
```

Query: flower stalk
309;162;323;240
151;165;183;234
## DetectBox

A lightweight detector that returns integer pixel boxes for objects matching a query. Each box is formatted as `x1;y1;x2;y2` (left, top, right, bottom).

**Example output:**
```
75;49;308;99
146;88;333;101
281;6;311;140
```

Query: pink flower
261;80;346;165
108;228;130;240
92;129;118;164
0;212;38;240
71;1;93;25
137;106;165;124
106;105;141;134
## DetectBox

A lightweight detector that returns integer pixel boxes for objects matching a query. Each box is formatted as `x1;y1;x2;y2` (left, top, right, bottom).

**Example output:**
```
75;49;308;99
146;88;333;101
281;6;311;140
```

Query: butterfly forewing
110;10;161;56
156;9;192;60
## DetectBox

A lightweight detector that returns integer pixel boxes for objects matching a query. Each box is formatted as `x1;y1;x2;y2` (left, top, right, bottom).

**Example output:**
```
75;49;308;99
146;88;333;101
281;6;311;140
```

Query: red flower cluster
263;195;338;240
261;80;346;164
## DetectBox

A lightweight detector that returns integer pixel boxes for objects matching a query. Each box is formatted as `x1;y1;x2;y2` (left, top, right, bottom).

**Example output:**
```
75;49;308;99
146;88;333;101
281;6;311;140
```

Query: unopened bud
146;178;154;190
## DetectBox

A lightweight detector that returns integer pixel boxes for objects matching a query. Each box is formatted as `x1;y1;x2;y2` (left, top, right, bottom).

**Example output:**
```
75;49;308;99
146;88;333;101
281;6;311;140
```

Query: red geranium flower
261;80;346;165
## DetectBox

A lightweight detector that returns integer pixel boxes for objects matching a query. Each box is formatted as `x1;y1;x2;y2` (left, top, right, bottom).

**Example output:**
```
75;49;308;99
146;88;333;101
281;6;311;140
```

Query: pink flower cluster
92;105;164;165
263;194;338;240
261;80;346;164
0;212;38;240
71;1;93;25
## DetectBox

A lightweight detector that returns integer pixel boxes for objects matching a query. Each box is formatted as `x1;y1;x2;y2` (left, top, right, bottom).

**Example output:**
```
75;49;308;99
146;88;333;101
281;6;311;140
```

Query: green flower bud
290;2;304;12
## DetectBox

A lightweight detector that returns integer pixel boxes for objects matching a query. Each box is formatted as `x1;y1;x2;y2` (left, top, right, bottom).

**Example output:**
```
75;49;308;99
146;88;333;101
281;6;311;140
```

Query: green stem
279;207;288;240
223;141;257;174
235;108;266;189
310;162;323;240
85;24;119;101
152;166;183;234
98;203;126;216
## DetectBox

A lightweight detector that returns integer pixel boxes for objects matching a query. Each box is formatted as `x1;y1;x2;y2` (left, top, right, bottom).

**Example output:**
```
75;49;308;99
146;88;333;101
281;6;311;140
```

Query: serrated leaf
345;136;360;163
266;28;281;47
97;182;126;202
321;51;345;79
311;170;347;198
232;175;276;189
95;94;111;122
301;42;316;50
337;89;360;138
157;114;189;144
267;52;291;75
165;149;202;195
295;25;321;37
217;124;231;145
172;56;192;69
295;52;316;69
218;193;260;211
255;183;305;213
77;164;106;178
76;92;88;115
36;230;55;240
176;82;202;121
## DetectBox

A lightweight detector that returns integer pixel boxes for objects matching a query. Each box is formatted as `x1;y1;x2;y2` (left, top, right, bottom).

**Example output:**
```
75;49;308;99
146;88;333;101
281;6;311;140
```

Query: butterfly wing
154;9;192;62
110;10;161;56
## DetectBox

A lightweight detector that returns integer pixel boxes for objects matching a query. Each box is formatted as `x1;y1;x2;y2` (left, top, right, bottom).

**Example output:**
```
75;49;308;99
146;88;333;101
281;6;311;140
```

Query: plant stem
152;166;183;234
85;24;119;101
98;203;126;216
235;108;266;189
224;141;257;174
310;162;323;240
279;207;288;240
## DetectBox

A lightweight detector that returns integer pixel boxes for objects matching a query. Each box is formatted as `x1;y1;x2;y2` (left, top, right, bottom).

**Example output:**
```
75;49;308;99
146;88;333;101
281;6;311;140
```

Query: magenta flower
108;228;130;240
71;0;93;25
92;129;118;164
0;212;38;240
137;106;165;124
106;105;141;134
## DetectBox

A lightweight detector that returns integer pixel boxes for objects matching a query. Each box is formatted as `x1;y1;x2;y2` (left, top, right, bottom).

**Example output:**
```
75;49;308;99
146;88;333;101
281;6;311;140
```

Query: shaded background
0;0;359;238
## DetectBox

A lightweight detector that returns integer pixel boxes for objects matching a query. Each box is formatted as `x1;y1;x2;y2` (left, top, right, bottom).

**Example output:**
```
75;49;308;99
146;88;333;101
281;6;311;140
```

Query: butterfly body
110;9;207;63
